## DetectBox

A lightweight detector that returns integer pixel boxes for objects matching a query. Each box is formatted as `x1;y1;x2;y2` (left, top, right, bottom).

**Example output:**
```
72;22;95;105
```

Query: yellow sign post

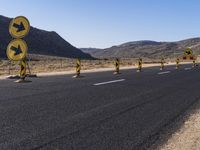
9;16;30;38
73;59;81;78
6;39;27;61
113;58;120;74
20;60;26;78
19;59;26;80
193;59;196;68
160;58;165;70
15;59;30;83
176;58;180;69
137;58;142;72
76;59;81;76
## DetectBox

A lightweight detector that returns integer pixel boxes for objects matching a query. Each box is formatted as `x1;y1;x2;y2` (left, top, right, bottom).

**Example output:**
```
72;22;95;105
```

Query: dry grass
0;59;135;76
0;55;140;76
0;54;198;76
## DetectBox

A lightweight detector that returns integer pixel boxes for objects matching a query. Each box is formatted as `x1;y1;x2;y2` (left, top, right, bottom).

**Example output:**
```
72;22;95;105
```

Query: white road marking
93;79;125;86
184;68;192;70
158;71;171;75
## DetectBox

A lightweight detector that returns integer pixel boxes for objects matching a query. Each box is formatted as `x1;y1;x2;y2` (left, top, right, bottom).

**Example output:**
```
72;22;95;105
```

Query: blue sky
2;0;200;48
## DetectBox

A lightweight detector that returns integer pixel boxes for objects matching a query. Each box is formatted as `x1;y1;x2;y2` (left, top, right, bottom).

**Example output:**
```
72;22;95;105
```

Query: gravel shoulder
151;99;200;150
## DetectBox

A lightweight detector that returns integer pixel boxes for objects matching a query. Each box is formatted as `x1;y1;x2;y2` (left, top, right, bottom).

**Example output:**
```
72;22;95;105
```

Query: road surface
0;64;199;150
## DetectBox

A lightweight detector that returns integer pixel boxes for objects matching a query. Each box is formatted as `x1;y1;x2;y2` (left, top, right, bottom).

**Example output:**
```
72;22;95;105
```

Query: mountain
81;48;102;54
0;15;93;59
83;39;200;59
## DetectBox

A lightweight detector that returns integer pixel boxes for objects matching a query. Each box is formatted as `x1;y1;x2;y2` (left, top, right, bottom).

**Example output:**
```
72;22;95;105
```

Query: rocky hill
82;39;200;59
0;15;93;59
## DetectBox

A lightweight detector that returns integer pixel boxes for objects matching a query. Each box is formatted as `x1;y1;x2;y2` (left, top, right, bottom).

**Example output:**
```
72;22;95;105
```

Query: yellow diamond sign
7;39;28;61
9;16;30;38
183;48;194;60
184;48;193;56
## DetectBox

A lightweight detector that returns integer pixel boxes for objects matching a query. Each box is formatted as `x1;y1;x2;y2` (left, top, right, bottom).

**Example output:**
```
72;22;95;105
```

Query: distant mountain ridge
80;48;102;54
0;15;93;59
81;38;200;59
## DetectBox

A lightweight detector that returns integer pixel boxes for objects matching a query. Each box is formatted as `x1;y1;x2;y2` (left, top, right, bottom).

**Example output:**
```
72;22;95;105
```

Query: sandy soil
158;100;200;150
0;55;194;77
0;61;193;80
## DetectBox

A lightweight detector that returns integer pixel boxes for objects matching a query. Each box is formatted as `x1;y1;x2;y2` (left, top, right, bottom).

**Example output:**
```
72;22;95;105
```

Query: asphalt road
0;64;200;150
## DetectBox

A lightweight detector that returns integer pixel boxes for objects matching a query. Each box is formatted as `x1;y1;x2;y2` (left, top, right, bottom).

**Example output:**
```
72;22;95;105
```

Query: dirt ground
158;100;200;150
0;54;194;76
148;99;200;150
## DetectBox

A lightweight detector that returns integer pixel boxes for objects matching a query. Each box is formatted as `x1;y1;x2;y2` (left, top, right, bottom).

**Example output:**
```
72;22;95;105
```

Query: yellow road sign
114;58;120;74
183;48;194;60
7;39;28;61
193;60;196;68
20;59;26;79
76;59;81;74
184;48;193;56
137;58;142;72
176;58;180;69
9;16;30;38
160;58;165;70
114;59;119;67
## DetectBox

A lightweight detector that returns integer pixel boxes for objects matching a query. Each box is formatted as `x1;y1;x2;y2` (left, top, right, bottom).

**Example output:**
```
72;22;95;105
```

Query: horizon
81;37;200;49
2;0;200;48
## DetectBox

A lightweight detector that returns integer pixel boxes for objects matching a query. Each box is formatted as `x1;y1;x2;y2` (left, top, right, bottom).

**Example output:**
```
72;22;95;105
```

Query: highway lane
0;64;199;150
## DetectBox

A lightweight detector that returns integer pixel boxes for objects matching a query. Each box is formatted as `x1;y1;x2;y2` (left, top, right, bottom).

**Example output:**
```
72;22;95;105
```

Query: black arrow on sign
21;65;25;71
13;22;25;32
10;45;23;56
186;51;191;55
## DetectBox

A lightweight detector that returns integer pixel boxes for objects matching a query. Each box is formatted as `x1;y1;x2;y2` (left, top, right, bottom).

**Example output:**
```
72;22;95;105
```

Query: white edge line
93;79;125;86
158;71;171;75
184;68;192;70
